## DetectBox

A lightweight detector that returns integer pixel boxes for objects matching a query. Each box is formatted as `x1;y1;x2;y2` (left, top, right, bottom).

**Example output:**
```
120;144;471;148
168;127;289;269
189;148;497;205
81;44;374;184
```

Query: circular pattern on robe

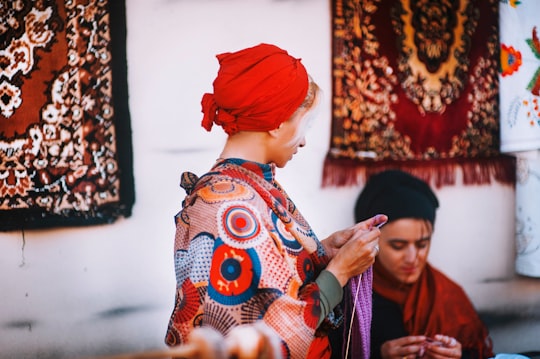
271;212;302;251
217;201;266;249
296;249;315;282
198;180;254;203
175;209;189;226
208;238;261;305
280;342;291;359
165;328;181;347
269;187;286;207
203;301;238;334
302;284;321;329
273;200;291;224
240;288;282;323
173;278;200;324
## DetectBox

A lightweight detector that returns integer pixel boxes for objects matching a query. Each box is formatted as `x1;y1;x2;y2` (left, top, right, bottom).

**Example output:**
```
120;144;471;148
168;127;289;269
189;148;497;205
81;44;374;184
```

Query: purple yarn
342;266;372;359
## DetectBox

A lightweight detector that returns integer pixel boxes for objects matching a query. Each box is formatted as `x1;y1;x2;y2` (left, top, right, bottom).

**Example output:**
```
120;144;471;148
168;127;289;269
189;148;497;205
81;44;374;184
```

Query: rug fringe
322;155;516;189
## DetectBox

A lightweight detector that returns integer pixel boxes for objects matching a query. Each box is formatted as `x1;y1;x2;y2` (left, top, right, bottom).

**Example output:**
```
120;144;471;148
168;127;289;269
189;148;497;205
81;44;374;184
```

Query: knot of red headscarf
201;93;239;134
200;43;309;135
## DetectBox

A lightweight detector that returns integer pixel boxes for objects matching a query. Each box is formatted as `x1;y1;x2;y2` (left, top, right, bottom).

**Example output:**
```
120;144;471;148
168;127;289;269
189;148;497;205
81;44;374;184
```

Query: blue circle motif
209;238;261;305
271;212;301;251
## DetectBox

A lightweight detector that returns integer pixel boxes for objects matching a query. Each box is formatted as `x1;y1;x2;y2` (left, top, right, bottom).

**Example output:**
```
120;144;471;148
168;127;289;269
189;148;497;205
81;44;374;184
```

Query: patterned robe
165;158;334;358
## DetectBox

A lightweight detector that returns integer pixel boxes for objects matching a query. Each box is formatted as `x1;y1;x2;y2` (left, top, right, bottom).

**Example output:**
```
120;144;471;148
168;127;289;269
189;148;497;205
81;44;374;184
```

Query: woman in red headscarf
164;43;386;359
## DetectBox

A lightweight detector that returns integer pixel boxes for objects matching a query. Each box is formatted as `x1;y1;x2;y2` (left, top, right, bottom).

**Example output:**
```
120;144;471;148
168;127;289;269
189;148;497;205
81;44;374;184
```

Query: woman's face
267;88;320;168
377;218;433;284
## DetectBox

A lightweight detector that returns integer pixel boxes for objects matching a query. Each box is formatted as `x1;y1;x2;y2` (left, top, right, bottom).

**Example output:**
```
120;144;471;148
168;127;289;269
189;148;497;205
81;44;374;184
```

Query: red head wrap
201;43;309;135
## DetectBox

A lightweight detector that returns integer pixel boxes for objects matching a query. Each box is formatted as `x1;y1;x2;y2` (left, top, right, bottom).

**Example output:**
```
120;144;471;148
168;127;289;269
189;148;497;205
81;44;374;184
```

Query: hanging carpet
499;0;540;278
0;0;134;231
324;0;515;188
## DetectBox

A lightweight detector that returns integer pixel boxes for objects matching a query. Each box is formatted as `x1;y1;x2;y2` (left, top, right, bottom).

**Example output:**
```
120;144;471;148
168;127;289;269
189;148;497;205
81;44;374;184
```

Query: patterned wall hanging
499;0;540;278
0;0;134;231
499;0;540;153
324;0;515;188
514;152;540;278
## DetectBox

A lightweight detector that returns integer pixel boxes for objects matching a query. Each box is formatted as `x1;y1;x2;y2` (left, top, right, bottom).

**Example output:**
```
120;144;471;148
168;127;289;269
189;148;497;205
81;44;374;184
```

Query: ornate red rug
0;0;134;230
324;0;515;188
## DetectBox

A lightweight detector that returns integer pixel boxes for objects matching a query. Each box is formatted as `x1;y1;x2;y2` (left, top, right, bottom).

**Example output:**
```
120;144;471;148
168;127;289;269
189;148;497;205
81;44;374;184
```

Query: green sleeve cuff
315;270;343;326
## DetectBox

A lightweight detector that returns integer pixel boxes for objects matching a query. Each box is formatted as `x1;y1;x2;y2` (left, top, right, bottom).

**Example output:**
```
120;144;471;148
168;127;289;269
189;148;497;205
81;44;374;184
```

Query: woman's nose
404;245;417;262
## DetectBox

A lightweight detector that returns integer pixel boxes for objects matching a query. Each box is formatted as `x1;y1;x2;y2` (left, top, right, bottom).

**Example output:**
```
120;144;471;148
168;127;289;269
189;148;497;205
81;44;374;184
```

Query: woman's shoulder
180;165;285;224
426;264;471;298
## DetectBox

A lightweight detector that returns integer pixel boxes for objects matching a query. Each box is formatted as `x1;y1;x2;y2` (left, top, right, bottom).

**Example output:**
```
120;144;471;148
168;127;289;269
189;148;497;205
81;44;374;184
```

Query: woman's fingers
330;228;380;283
426;335;462;359
354;214;388;230
323;214;383;257
324;214;387;285
381;336;425;359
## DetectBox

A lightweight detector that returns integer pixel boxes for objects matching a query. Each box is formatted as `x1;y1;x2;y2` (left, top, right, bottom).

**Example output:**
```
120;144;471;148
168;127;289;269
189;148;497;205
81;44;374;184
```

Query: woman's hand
379;334;462;359
380;335;426;359
322;214;387;258
422;335;462;359
324;214;387;286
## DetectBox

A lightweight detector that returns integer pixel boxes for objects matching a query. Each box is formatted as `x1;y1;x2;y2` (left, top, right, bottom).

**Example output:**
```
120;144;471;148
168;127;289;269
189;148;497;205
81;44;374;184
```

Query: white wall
1;1;539;358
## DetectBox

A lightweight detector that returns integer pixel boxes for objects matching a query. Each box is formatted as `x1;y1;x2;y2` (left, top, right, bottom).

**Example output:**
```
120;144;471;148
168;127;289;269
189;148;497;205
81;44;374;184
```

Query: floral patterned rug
324;0;515;188
0;0;134;231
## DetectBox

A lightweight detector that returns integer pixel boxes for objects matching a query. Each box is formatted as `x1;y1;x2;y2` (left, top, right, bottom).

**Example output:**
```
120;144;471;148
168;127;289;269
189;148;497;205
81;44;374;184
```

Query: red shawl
373;261;494;359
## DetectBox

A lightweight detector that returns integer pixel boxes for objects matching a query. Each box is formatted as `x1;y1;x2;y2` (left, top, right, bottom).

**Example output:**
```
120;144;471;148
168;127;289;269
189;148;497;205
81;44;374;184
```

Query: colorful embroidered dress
165;158;333;358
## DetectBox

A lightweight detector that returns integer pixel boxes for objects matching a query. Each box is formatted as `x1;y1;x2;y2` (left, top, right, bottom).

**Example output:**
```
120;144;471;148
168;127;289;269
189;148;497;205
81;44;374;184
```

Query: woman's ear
267;123;283;138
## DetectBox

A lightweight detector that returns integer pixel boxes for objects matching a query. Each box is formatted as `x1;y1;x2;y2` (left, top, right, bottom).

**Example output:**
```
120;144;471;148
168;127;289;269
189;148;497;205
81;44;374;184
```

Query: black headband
354;170;439;224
